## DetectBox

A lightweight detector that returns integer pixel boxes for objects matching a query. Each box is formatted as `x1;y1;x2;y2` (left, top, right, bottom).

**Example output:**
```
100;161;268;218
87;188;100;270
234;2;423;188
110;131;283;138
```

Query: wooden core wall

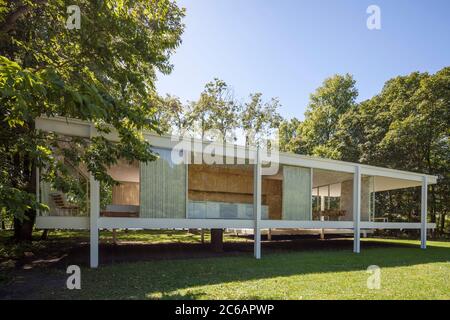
188;164;282;219
112;182;139;205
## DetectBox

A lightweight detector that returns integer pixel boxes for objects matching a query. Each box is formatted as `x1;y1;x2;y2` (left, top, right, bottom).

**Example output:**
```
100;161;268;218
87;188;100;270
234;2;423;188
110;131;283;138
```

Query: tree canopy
0;0;185;239
0;1;448;238
280;68;450;234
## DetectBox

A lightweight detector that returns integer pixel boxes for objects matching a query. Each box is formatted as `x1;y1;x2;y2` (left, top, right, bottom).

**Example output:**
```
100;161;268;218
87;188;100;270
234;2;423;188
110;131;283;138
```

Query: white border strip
36;116;438;184
98;218;255;229
260;220;354;229
35;216;89;229
361;222;436;229
35;217;437;230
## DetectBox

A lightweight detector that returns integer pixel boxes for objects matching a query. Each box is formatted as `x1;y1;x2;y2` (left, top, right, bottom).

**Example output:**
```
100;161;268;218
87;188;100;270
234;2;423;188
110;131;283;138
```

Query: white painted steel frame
421;176;428;249
35;216;90;229
89;125;100;268
35;116;438;184
98;218;255;229
35;217;436;231
353;165;361;253
253;148;262;259
90;175;99;268
34;116;436;267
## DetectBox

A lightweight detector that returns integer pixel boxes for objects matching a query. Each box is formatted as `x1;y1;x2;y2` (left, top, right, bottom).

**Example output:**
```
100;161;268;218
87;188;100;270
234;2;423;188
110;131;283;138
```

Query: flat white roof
36;116;438;186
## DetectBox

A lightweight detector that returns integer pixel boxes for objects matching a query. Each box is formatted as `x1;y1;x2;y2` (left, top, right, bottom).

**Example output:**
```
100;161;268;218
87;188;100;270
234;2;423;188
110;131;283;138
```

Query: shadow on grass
1;232;449;299
85;239;450;300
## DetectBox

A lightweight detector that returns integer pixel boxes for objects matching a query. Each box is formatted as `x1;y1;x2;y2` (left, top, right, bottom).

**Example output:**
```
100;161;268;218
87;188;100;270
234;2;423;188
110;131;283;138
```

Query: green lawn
0;229;249;262
1;230;449;299
52;239;450;300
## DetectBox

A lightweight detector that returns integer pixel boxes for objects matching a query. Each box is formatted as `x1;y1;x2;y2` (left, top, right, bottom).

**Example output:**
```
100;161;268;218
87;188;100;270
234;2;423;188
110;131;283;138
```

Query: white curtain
140;148;186;218
282;166;311;220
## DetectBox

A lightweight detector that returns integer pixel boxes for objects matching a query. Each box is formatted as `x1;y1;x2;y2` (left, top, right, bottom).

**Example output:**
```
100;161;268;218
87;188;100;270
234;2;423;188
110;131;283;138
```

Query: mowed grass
14;236;450;300
0;229;247;244
0;229;250;262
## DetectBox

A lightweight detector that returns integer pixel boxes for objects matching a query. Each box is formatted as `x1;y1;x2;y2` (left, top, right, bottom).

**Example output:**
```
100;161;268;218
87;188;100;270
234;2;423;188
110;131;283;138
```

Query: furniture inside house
188;200;269;219
100;204;139;218
312;209;347;221
50;193;80;216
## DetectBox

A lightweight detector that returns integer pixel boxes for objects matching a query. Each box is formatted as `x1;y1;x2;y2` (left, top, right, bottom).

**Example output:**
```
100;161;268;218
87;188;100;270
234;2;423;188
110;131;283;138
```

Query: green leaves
0;0;185;223
241;93;282;147
277;69;449;232
278;74;358;157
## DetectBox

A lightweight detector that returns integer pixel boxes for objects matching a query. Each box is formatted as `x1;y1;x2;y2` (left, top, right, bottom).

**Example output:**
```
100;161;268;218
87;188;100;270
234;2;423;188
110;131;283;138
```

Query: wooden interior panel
188;164;282;219
112;182;139;205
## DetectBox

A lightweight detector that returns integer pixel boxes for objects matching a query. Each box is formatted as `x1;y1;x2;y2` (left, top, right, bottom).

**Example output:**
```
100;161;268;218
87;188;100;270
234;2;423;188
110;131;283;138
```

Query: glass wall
101;159;140;217
362;176;375;222
312;169;354;221
187;163;267;219
261;164;283;220
39;164;89;217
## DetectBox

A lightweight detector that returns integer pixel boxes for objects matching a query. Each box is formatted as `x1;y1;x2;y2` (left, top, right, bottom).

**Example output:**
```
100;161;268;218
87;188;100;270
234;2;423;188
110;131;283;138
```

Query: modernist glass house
35;117;437;268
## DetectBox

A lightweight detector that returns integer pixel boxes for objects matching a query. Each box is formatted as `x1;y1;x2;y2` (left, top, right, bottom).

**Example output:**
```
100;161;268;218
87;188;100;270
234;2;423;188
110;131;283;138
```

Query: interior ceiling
105;161;423;193
374;176;421;192
107;159;140;183
312;169;422;195
313;169;353;188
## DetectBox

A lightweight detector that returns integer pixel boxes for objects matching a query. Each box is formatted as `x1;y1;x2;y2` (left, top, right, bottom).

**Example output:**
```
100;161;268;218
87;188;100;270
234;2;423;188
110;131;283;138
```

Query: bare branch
0;0;47;33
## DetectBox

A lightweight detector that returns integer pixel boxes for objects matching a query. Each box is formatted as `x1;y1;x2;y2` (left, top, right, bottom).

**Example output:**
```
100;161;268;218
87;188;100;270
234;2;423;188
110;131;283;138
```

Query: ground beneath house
1;230;449;299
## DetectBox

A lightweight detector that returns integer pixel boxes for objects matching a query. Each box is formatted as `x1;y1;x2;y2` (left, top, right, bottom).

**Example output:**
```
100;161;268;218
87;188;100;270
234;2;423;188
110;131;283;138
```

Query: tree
376;69;450;231
277;69;449;234
331;69;450;233
0;0;185;240
301;74;358;156
155;95;193;135
193;78;240;142
241;93;282;147
278;118;304;154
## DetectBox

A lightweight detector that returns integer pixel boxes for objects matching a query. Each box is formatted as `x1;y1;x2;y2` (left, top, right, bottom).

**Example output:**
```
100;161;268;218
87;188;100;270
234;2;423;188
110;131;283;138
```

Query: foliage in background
158;78;283;146
279;69;450;234
241;93;282;147
0;0;448;239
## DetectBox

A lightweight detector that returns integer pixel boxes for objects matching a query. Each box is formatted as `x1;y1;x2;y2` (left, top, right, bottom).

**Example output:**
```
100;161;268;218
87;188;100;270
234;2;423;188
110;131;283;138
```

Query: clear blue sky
156;0;450;120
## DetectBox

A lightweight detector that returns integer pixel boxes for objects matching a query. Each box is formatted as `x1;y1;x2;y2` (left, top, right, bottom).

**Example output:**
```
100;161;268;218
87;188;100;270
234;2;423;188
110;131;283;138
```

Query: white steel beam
98;218;255;229
36;216;90;229
89;176;100;268
421;176;428;249
353;165;361;253
253;147;262;259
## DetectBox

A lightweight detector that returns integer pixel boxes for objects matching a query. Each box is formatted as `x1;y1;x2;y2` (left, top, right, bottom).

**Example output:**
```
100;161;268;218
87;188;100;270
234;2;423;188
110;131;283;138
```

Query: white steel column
353;165;361;253
36;166;40;217
421;175;428;249
90;174;100;268
327;185;331;210
253;147;262;259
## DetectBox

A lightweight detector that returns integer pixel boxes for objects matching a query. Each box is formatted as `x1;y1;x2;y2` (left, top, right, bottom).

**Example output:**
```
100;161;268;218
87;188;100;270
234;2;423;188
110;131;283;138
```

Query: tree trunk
0;0;48;33
430;185;436;222
40;229;49;240
13;210;36;242
210;229;223;252
13;151;37;242
440;212;446;235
